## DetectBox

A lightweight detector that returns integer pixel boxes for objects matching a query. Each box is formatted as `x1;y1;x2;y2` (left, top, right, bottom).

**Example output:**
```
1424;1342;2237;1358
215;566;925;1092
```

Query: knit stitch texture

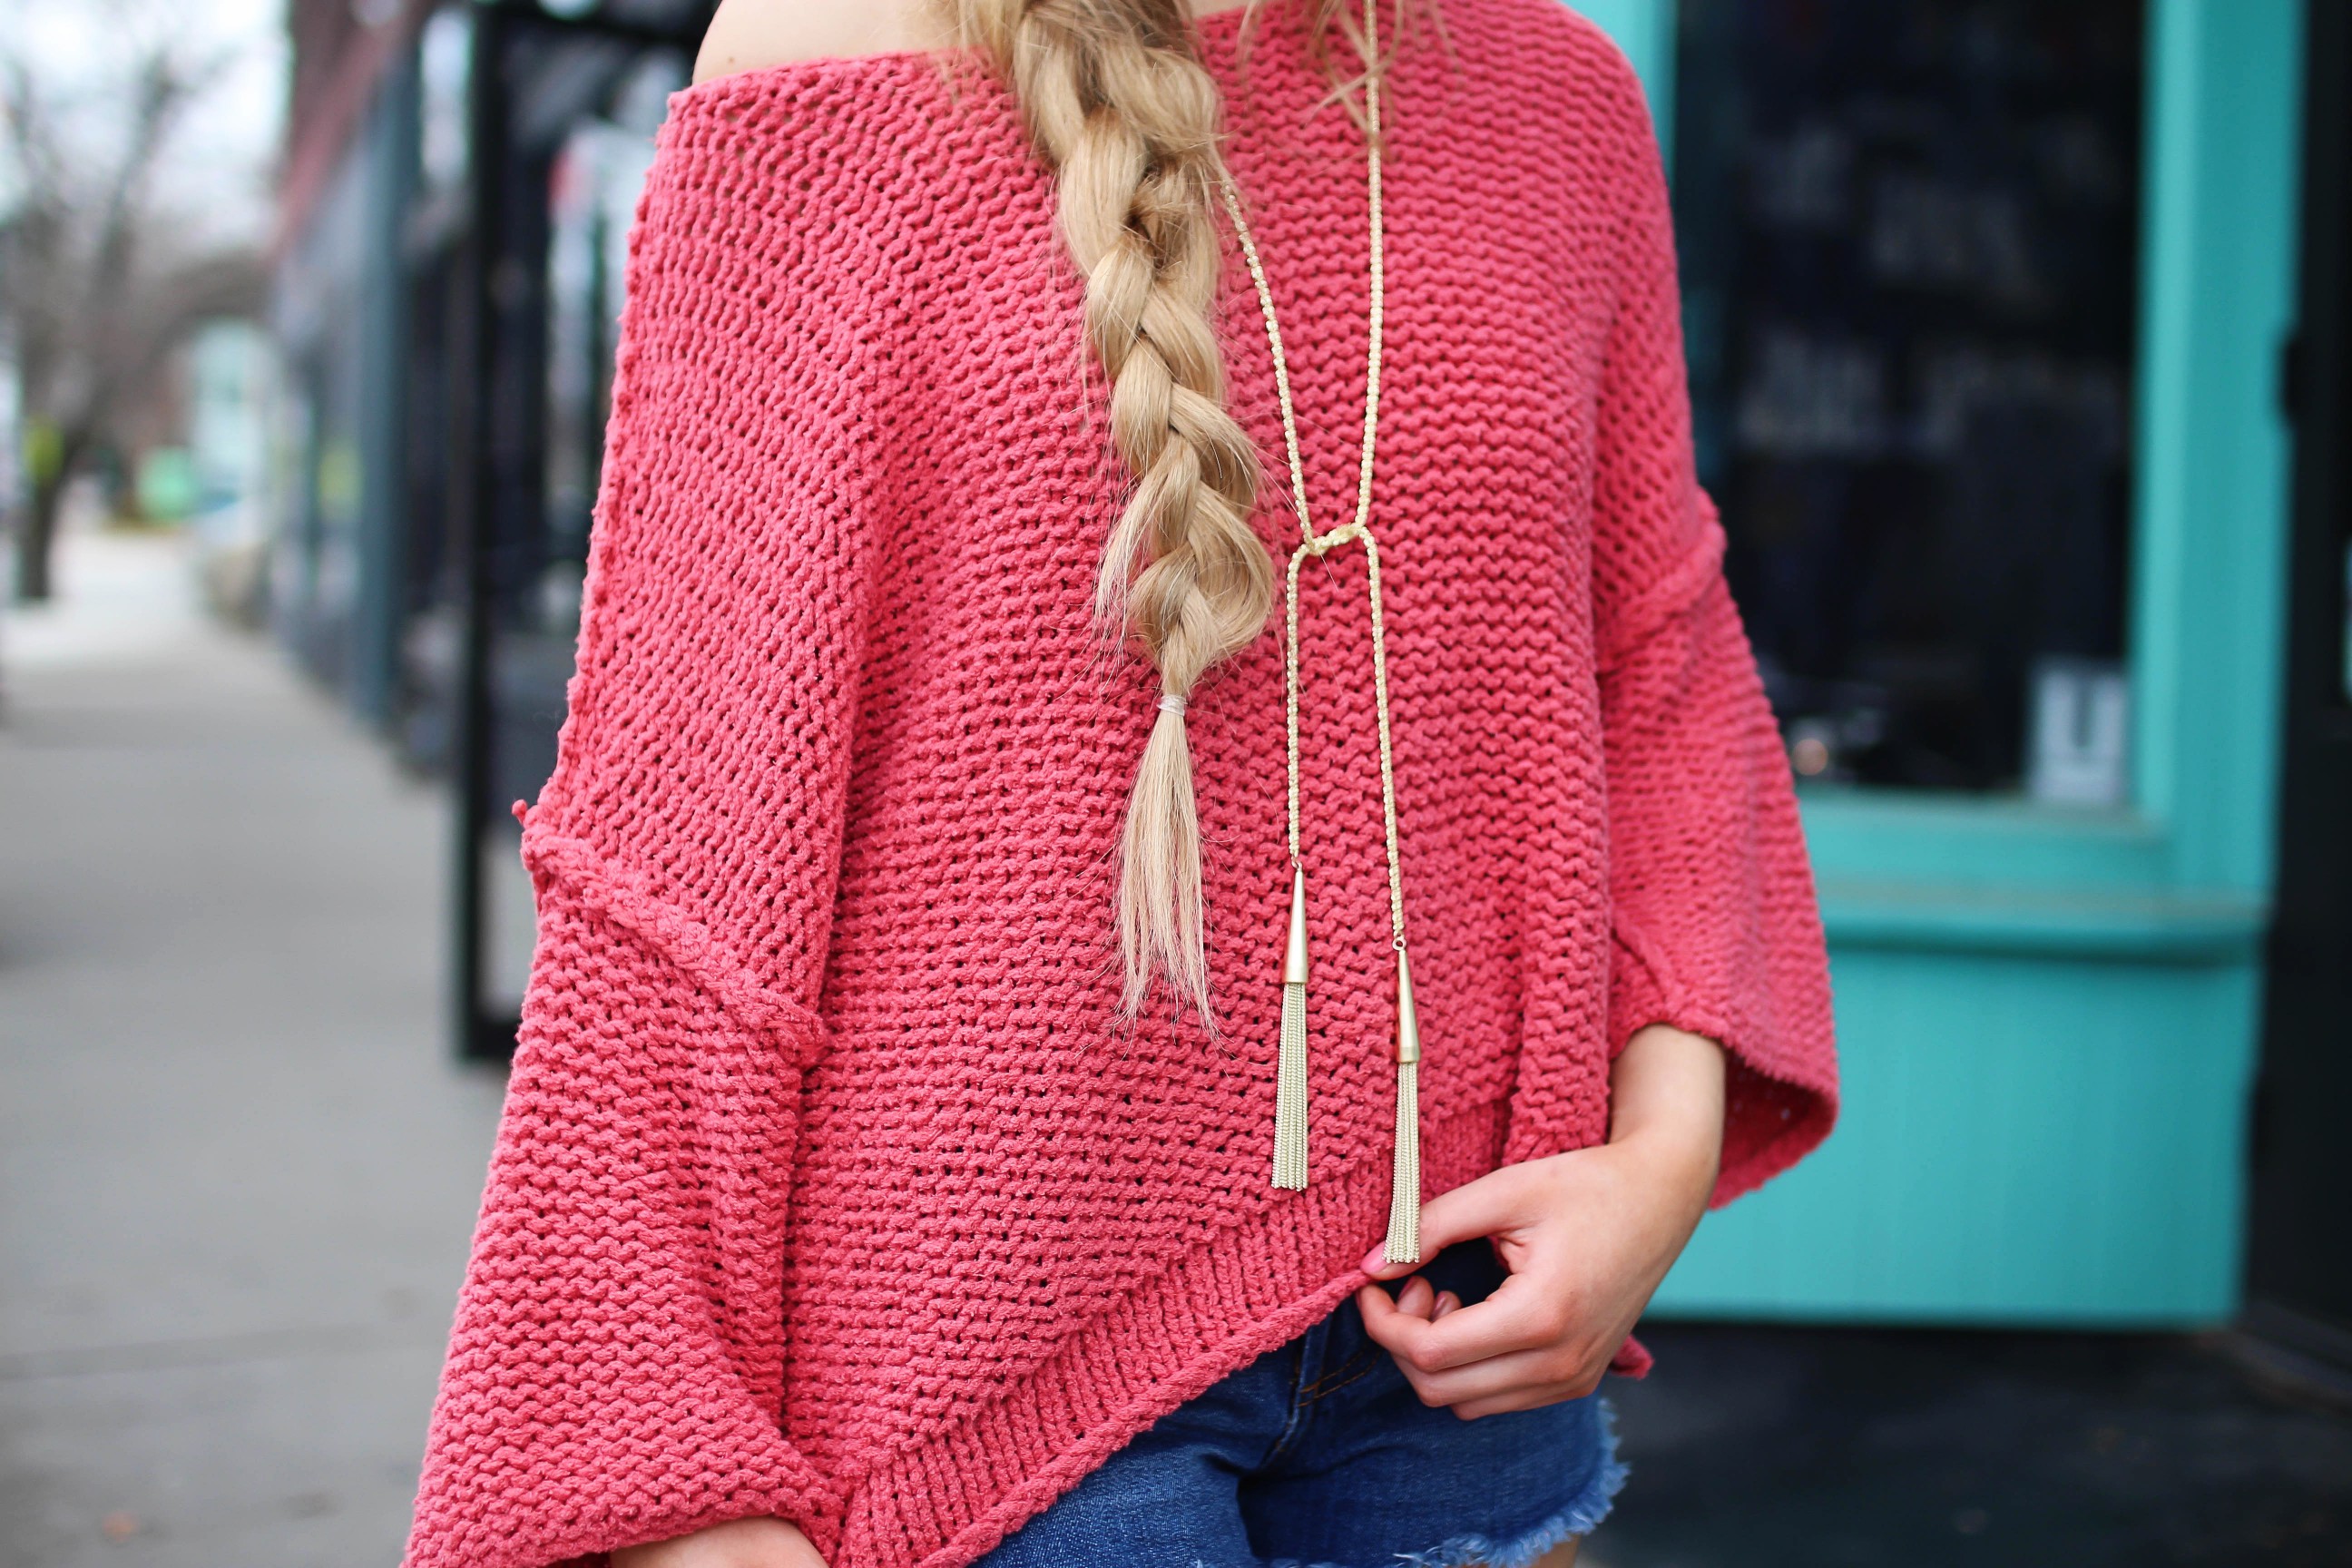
405;4;1838;1565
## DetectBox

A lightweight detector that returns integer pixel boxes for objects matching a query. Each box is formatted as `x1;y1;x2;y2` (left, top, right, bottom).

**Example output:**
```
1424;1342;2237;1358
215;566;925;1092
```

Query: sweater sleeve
1587;65;1839;1206
401;878;844;1568
403;92;887;1568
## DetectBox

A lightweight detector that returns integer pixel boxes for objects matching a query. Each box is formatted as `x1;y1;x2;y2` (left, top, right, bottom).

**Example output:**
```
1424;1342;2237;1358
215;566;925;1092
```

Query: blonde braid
950;0;1260;1029
957;0;1282;1025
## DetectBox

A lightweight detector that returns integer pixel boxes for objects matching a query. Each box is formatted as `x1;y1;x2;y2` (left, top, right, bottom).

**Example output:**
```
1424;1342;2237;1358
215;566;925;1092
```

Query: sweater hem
829;1099;1514;1568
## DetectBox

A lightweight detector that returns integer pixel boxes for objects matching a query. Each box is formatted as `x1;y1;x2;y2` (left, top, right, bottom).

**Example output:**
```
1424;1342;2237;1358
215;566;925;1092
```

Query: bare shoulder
692;0;950;84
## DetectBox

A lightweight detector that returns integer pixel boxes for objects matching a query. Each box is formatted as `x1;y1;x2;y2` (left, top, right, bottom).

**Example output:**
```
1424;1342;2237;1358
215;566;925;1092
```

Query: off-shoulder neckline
668;3;1256;113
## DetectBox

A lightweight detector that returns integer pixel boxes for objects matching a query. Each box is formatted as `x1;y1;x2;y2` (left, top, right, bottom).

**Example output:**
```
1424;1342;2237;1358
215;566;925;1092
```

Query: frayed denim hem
1263;1397;1630;1568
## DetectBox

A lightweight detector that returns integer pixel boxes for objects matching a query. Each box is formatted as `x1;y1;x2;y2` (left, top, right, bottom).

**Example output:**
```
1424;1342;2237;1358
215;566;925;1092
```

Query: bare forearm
1607;1022;1727;1219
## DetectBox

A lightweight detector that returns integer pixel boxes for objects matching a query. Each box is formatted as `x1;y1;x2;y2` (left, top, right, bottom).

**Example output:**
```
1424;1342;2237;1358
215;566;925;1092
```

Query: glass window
1671;0;2147;799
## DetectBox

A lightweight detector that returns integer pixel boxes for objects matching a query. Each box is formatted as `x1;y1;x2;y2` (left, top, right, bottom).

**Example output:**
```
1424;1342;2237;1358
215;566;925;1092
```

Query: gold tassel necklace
1217;0;1421;1264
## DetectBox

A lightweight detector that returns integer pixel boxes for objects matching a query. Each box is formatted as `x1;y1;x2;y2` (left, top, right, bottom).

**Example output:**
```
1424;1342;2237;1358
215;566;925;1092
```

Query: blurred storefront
273;0;713;1056
1589;0;2341;1354
268;1;2343;1348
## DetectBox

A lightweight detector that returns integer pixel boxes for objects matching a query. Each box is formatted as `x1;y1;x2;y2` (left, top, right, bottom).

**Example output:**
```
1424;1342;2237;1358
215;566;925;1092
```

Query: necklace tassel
1383;945;1423;1263
1229;0;1410;1241
1275;985;1309;1189
1273;866;1311;1190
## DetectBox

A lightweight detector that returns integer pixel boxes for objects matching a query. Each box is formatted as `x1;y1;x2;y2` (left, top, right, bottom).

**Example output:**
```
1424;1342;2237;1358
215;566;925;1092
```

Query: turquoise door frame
1574;0;2308;1323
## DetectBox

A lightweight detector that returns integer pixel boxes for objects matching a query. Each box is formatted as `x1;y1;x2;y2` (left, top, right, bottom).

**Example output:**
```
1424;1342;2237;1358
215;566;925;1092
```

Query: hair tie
1158;692;1188;717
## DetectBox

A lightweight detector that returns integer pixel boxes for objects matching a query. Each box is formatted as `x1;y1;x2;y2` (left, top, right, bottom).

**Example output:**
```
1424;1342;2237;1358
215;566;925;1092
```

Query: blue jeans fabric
973;1239;1626;1568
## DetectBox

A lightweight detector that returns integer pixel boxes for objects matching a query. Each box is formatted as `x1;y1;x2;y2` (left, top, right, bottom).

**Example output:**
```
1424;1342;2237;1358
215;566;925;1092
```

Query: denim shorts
973;1238;1626;1568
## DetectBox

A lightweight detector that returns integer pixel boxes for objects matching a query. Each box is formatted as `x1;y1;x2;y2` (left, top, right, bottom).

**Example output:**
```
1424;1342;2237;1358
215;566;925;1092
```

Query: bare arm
691;0;945;85
692;0;1255;84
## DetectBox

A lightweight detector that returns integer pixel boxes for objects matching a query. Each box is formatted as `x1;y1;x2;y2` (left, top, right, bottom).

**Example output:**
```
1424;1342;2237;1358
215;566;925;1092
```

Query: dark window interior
1671;0;2148;795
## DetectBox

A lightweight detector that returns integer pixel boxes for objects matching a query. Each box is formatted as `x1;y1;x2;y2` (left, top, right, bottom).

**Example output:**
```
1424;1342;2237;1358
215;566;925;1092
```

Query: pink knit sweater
405;4;1837;1566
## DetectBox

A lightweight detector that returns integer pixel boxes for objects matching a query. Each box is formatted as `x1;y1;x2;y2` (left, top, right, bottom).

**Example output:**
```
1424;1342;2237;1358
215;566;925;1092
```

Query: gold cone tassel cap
1282;867;1310;985
1273;867;1310;1190
1392;943;1421;1065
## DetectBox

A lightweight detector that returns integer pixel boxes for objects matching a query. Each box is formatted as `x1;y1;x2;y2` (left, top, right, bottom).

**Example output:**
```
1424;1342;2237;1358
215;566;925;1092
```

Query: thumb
1358;1162;1526;1280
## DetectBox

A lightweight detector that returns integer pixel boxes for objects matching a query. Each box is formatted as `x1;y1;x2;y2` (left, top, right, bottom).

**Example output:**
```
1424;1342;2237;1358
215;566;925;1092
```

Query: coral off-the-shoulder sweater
403;2;1838;1565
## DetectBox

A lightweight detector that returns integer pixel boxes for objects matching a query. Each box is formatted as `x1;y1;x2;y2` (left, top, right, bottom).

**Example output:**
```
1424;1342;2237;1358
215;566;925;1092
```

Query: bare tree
0;8;266;603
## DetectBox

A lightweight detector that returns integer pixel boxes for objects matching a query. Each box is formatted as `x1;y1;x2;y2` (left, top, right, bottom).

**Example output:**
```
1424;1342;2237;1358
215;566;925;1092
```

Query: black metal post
450;3;513;1062
445;1;717;1063
2248;0;2352;1357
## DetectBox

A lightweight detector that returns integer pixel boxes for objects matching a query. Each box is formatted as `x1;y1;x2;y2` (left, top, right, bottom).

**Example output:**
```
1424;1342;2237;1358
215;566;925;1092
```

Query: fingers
1448;1377;1599;1421
1357;1269;1567;1373
1393;1274;1438;1320
1403;1339;1602;1410
610;1516;825;1568
1379;1278;1463;1327
1358;1165;1532;1281
1347;1153;1622;1417
1358;1286;1604;1411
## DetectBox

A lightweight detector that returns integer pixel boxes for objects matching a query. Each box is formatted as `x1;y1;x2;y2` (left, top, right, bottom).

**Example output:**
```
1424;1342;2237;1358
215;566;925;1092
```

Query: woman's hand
610;1516;827;1568
1355;1024;1727;1418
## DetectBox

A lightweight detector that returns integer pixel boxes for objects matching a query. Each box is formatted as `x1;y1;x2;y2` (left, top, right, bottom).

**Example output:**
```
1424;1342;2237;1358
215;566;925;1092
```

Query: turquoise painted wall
1574;0;2307;1325
1566;0;1674;166
1662;949;2263;1323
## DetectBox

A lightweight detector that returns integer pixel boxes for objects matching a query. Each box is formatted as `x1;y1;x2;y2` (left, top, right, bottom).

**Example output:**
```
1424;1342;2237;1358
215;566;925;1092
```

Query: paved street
1592;1322;2352;1568
0;527;505;1566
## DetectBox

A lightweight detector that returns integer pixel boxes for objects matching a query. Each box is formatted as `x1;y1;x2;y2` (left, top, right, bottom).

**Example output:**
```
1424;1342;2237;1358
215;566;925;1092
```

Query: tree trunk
13;470;65;605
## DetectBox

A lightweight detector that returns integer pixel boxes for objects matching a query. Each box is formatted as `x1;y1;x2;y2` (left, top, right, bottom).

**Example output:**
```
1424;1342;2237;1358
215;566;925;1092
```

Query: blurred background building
260;0;2345;1354
1583;1;2342;1366
5;0;2341;1562
268;0;710;1066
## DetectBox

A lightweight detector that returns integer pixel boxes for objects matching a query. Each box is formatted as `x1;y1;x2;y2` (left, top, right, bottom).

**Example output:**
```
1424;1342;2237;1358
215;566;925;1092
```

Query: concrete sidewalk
0;528;506;1566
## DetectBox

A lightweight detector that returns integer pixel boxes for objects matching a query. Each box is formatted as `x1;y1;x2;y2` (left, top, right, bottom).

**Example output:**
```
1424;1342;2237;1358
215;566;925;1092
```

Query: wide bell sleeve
1586;63;1839;1206
401;92;890;1568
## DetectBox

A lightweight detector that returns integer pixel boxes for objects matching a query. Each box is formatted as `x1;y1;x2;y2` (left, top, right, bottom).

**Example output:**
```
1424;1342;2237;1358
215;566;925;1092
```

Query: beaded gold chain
1216;0;1423;1264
